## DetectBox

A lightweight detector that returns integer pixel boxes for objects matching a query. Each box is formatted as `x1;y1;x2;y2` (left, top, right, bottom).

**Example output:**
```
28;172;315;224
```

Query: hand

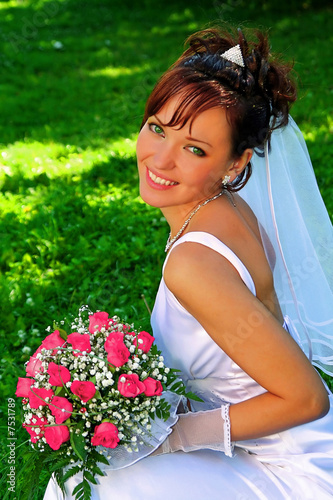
152;403;233;457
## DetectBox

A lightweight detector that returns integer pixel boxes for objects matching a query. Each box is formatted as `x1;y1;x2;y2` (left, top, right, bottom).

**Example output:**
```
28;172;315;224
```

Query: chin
139;185;163;208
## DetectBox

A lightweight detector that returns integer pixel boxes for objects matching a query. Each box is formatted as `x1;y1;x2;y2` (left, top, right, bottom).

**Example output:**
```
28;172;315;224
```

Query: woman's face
136;96;236;212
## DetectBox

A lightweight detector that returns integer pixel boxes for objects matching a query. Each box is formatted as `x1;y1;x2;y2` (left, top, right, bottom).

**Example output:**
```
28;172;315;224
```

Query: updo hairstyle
141;27;297;191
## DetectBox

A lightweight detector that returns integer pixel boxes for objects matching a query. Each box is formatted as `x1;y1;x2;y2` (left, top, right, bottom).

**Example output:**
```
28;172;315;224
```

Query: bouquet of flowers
15;307;197;500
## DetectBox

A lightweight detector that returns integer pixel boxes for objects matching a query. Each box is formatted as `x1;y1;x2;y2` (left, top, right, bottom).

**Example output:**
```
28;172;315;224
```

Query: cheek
188;168;224;197
191;167;221;187
136;132;144;160
136;127;150;161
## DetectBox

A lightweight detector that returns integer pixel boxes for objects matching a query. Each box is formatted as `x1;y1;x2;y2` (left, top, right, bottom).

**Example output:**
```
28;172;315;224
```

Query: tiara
221;44;245;68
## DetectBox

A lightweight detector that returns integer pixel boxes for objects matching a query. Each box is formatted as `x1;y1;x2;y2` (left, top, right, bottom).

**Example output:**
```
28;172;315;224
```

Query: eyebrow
185;136;212;148
151;115;213;148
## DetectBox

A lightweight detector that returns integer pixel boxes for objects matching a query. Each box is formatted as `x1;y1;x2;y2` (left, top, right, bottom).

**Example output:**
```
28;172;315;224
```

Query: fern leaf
62;465;82;482
82;479;92;500
92;450;109;466
50;457;72;473
83;470;98;485
90;464;105;477
72;479;92;500
72;481;84;496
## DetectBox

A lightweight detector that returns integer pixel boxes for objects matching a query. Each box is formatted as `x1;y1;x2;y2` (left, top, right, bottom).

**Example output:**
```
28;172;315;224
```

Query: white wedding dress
44;230;333;500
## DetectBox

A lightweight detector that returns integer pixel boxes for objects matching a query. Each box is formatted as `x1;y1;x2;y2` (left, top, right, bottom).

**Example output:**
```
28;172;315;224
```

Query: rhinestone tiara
221;44;245;68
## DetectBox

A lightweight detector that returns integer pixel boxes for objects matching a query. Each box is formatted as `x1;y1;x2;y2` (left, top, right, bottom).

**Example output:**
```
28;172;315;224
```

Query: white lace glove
154;403;233;457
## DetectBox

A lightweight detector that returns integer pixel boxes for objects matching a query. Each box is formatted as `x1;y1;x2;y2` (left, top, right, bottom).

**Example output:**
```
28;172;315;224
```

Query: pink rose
44;425;70;450
42;330;66;353
70;380;96;402
26;346;44;377
23;415;47;443
47;362;71;387
29;387;54;409
107;346;130;367
91;422;119;448
143;377;163;397
49;396;73;424
130;331;154;353
104;331;125;350
67;332;91;356
105;332;130;367
118;373;145;398
89;312;111;334
15;377;34;397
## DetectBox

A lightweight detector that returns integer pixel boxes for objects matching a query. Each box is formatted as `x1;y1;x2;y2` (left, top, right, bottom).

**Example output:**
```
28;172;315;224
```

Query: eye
187;146;206;157
149;123;164;136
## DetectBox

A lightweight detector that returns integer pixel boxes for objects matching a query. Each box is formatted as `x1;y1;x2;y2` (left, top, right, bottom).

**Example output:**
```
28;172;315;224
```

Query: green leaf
70;431;87;462
91;462;105;476
55;385;66;396
54;468;67;496
72;481;84;500
93;389;102;400
93;450;109;466
83;470;98;485
91;464;105;477
51;458;72;472
185;391;204;402
72;481;84;495
62;465;81;482
72;478;91;500
54;326;68;340
169;380;185;393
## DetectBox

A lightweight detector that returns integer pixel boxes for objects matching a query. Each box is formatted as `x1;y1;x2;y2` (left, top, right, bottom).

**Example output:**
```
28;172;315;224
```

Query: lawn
0;0;332;497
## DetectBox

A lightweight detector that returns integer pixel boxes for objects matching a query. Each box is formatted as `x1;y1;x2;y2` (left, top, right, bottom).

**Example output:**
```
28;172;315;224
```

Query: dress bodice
151;231;272;410
46;236;333;500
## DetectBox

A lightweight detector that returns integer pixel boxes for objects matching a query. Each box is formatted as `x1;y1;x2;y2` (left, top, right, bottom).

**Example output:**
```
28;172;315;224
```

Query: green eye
150;123;164;135
189;146;205;157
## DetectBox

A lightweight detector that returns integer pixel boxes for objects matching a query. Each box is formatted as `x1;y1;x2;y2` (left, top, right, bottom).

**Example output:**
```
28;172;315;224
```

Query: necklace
165;190;224;252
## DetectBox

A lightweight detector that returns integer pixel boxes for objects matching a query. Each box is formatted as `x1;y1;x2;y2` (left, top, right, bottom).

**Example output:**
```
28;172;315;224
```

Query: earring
222;175;231;186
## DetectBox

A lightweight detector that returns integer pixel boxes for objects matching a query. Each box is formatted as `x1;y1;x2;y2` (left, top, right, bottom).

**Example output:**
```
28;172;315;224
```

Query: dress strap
163;231;256;295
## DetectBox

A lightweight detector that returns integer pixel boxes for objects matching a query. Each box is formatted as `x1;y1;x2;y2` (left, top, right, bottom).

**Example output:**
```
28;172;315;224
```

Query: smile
148;169;178;186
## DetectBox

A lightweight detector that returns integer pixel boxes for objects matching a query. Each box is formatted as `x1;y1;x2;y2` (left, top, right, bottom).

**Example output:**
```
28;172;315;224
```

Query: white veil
240;117;333;377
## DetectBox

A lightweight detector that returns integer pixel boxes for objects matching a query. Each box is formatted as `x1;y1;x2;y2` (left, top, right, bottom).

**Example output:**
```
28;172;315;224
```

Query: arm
164;242;329;443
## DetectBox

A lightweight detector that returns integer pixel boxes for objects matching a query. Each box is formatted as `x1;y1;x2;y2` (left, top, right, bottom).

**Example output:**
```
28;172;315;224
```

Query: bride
45;26;333;499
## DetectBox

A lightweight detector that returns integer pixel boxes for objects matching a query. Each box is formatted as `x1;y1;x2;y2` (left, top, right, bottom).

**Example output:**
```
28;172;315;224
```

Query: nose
153;141;175;171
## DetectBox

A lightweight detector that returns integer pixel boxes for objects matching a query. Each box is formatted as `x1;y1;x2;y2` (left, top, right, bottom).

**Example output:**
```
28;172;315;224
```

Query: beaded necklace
165;191;224;252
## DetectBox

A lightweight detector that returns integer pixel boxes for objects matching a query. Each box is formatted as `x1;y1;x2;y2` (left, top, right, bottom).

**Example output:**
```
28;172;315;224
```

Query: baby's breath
17;307;190;500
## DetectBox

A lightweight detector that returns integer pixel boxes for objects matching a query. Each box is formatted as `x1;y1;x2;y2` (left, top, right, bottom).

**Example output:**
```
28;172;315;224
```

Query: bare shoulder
233;193;262;239
163;236;324;412
164;239;242;302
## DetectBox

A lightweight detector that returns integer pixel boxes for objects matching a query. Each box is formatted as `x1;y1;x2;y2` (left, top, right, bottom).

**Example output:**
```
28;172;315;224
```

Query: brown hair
141;27;297;191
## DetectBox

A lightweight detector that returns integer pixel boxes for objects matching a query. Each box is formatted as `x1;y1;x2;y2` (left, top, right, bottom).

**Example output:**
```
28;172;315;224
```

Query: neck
161;204;195;239
161;191;223;237
163;191;225;253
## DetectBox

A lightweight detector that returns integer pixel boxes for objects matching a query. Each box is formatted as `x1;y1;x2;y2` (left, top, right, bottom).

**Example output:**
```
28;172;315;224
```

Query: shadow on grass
0;152;139;193
0;2;332;497
0;152;165;344
0;0;219;145
1;0;332;146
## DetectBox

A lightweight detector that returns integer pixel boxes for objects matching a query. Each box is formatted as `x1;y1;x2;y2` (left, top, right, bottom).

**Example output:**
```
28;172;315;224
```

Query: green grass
0;0;332;497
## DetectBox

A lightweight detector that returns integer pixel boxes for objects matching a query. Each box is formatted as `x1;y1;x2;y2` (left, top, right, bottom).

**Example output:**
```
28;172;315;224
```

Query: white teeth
148;169;177;186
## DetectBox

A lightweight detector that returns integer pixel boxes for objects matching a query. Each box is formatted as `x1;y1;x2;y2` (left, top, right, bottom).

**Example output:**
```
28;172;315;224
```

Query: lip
145;167;179;191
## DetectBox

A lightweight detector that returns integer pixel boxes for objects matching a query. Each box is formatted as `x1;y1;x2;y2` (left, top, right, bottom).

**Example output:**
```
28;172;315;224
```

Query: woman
45;26;333;499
